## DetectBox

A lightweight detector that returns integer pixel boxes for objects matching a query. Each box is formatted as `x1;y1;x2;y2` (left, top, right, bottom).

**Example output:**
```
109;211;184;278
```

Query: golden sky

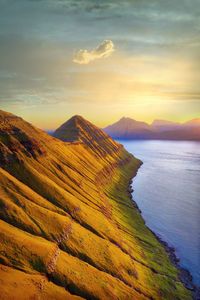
0;0;199;129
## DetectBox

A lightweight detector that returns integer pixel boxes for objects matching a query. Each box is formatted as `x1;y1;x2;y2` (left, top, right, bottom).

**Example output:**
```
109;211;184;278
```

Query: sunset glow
0;0;199;129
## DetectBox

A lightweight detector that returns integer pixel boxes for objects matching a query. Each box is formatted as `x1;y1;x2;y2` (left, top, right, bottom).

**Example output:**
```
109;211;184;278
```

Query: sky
0;0;200;129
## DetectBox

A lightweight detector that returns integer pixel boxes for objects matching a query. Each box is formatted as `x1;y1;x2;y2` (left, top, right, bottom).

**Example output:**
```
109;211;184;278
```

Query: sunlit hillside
0;110;192;299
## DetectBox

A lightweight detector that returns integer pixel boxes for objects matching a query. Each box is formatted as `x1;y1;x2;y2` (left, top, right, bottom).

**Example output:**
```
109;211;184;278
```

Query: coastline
128;168;200;300
0;110;196;299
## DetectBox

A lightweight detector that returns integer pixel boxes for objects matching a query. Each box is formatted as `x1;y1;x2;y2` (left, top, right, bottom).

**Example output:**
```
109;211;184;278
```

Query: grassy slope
0;110;192;299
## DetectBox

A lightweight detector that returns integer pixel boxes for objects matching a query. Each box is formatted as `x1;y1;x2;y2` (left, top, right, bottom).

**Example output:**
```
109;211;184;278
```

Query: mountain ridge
0;110;193;299
104;117;200;140
53;115;121;157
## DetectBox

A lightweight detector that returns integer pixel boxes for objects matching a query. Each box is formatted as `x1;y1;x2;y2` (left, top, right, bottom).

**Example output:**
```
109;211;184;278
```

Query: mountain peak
70;114;85;122
53;115;120;156
104;117;155;139
53;115;97;143
104;116;200;140
57;115;86;138
184;118;200;127
119;117;137;123
120;116;134;120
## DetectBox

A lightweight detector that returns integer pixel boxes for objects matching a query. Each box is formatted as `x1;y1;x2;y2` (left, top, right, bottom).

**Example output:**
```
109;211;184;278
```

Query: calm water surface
120;140;200;286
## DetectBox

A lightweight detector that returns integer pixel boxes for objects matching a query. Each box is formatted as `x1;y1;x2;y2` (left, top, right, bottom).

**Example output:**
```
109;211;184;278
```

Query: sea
120;140;200;287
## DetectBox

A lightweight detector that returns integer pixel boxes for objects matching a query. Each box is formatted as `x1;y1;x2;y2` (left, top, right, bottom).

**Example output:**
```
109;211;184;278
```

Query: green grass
0;110;193;299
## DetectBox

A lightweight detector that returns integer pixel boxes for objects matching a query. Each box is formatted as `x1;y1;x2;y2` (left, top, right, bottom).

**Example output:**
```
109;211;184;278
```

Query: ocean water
121;140;200;286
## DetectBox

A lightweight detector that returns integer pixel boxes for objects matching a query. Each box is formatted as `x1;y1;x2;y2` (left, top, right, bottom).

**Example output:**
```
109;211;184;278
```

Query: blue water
121;140;200;287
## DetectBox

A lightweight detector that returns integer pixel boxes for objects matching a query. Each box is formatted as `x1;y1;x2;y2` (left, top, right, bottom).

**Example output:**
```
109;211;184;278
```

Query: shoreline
127;166;200;300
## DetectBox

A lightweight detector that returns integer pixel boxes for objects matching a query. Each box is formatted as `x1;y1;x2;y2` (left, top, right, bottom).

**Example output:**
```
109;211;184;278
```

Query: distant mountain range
104;117;200;140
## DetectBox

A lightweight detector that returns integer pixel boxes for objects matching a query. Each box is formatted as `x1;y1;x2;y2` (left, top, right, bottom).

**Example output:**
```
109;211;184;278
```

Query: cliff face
0;110;192;299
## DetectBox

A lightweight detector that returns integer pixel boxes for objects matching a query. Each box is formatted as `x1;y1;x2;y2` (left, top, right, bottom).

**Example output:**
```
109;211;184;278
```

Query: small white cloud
73;40;114;64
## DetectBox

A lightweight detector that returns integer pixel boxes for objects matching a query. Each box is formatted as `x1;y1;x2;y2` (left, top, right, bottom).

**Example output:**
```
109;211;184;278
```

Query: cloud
73;40;114;64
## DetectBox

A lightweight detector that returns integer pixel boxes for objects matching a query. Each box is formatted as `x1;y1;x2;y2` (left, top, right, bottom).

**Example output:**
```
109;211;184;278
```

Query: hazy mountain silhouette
104;117;200;140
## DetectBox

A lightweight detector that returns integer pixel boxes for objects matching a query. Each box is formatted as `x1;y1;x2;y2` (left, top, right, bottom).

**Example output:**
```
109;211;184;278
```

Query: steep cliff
0;110;192;299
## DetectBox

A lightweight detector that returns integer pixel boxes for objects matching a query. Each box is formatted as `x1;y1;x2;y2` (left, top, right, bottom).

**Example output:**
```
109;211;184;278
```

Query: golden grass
0;110;192;299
